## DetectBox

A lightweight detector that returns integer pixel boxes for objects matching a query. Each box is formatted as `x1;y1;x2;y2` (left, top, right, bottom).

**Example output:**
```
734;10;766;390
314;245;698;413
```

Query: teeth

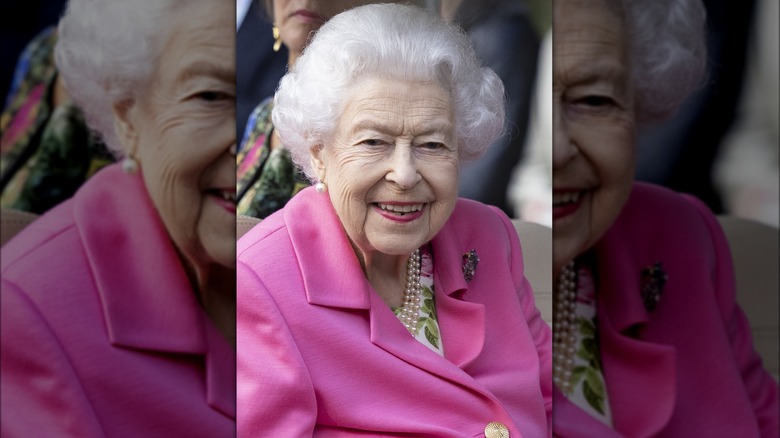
377;203;424;214
216;190;236;203
553;192;580;206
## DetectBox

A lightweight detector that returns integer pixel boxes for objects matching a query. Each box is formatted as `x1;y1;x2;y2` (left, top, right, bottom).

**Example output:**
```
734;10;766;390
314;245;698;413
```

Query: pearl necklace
397;249;422;335
553;261;578;392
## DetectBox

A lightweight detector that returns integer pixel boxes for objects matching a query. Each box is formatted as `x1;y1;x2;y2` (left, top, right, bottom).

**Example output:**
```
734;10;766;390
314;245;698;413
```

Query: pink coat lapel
591;214;677;438
73;164;235;417
431;219;486;369
286;188;491;394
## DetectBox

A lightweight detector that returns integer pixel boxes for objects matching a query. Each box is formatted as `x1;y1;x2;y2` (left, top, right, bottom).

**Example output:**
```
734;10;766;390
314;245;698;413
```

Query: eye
194;91;232;102
360;139;384;147
421;142;445;150
576;95;615;108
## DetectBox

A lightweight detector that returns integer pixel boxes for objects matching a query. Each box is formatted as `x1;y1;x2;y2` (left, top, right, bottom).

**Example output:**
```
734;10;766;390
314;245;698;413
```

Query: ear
112;99;139;158
309;144;327;182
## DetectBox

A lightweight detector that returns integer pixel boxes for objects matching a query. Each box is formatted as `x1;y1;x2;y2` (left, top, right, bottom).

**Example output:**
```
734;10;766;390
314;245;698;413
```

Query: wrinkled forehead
553;0;629;79
554;0;626;37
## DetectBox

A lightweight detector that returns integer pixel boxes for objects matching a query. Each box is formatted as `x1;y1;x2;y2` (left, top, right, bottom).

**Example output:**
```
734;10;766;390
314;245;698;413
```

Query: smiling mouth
553;191;581;208
208;189;236;204
375;202;424;216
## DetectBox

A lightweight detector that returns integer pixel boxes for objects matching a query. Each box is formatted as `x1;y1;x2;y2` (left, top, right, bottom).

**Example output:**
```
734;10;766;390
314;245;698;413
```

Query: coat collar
285;187;371;310
430;216;485;368
73;164;235;417
578;210;677;437
286;188;487;383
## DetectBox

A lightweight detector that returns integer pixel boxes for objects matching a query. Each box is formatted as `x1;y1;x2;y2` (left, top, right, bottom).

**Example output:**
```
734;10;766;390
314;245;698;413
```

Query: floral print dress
236;98;309;219
393;245;445;356
1;27;114;214
560;264;613;426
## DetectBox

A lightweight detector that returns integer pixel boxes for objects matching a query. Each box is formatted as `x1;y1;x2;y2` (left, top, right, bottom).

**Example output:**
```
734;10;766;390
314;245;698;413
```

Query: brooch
462;249;479;282
640;261;667;312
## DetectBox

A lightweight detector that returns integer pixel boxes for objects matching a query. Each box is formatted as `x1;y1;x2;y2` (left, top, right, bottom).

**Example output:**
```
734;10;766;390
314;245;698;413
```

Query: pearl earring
315;182;327;193
121;156;139;174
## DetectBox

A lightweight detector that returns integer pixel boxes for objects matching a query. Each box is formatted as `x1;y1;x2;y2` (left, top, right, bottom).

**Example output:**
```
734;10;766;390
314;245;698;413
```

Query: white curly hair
55;0;183;155
621;0;708;121
271;3;507;180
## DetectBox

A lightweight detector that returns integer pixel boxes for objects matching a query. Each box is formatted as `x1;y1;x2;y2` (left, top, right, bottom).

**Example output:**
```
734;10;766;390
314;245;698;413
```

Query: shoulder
614;182;722;252
441;198;519;263
448;198;515;238
237;188;320;275
237;207;291;265
603;183;733;305
1;200;80;277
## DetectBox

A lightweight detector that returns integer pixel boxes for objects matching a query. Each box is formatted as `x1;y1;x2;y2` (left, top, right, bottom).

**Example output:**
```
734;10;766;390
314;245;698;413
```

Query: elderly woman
551;0;779;436
237;4;551;436
237;0;416;218
1;0;235;435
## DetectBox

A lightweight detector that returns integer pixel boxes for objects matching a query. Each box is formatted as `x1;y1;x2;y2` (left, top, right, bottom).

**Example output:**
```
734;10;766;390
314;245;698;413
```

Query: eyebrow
176;60;235;85
564;60;627;86
350;118;454;136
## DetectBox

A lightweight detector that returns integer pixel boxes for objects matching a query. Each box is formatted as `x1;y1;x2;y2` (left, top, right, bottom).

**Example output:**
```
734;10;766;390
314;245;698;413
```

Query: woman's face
552;0;635;275
310;77;459;261
115;3;236;272
273;0;393;57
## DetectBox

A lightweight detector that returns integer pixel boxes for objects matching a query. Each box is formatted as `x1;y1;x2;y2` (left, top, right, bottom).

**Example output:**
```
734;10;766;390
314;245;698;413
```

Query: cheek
577;122;634;187
423;158;459;223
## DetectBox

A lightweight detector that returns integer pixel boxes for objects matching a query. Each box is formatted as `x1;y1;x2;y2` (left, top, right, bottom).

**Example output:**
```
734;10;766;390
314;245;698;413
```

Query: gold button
484;421;509;438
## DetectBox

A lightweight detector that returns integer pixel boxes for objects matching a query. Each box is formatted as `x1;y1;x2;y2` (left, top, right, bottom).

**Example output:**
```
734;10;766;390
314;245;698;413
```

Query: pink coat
552;183;779;437
1;165;235;437
237;187;552;436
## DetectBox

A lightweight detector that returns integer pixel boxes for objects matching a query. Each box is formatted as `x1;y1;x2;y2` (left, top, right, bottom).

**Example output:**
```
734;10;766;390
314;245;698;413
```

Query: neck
195;265;237;347
178;248;237;347
355;247;411;308
288;51;301;69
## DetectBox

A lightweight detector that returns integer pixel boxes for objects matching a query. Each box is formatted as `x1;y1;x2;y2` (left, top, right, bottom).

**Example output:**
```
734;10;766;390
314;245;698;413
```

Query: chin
553;235;582;273
371;237;424;257
198;235;236;269
211;246;237;269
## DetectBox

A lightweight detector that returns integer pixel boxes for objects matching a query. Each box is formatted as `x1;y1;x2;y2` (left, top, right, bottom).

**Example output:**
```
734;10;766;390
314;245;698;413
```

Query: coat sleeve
685;195;779;436
237;261;317;437
495;209;553;437
1;280;105;437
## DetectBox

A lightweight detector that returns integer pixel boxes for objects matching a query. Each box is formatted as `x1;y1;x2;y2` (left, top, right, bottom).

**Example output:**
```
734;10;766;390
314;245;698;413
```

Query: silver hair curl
55;0;181;155
622;0;708;121
272;3;506;180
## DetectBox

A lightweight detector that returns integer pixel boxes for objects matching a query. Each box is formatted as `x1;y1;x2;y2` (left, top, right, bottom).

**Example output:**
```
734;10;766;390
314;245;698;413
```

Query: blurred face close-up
118;2;236;271
273;0;391;55
552;0;636;275
311;77;459;261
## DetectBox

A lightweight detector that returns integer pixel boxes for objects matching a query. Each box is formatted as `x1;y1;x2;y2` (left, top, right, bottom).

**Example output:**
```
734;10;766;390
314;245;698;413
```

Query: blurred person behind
552;0;778;436
509;29;552;227
713;0;779;227
1;0;236;435
0;25;115;214
236;0;287;140
442;0;541;216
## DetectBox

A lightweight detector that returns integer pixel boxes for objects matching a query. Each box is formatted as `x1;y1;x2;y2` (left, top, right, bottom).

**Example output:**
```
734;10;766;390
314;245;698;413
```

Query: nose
552;103;577;170
386;145;421;189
